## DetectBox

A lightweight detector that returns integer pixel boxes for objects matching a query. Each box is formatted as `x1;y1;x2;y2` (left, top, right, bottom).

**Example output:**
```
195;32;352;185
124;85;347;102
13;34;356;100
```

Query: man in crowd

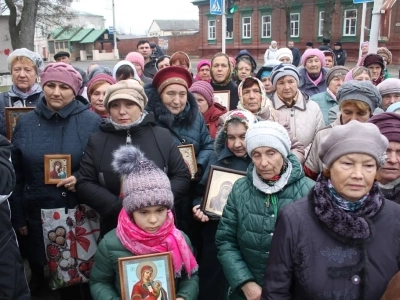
137;40;157;78
333;41;347;66
319;38;332;51
54;51;88;88
0;132;30;299
288;40;300;67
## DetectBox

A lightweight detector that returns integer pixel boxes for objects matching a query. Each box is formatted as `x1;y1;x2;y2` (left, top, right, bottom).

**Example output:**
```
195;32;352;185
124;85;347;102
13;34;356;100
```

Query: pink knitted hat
189;80;214;107
301;49;326;68
86;74;116;95
196;60;211;72
125;52;145;71
41;62;82;95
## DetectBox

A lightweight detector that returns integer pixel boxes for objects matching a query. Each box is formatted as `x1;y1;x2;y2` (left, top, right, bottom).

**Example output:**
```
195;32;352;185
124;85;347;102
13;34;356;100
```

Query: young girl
89;146;199;300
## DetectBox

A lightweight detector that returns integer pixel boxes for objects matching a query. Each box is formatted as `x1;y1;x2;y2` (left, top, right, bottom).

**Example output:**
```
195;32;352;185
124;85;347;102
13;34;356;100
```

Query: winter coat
203;102;227;139
271;92;325;154
264;47;278;64
76;113;191;235
9;96;101;266
89;229;199;300
379;177;400;205
145;85;214;172
0;90;43;136
310;91;338;125
298;67;329;97
290;47;301;67
144;61;157;78
215;154;315;300
319;44;332;51
333;48;347;66
262;190;400;300
0;135;30;300
211;80;240;111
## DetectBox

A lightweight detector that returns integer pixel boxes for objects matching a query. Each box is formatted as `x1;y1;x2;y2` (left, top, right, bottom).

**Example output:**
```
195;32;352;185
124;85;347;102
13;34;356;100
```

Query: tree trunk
19;0;40;50
323;0;335;40
285;5;291;45
5;0;21;49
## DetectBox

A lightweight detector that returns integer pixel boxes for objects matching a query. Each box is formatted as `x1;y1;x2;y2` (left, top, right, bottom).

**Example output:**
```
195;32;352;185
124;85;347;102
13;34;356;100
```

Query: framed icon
118;252;176;300
201;165;246;218
214;90;230;110
5;107;34;140
44;154;72;184
177;144;198;179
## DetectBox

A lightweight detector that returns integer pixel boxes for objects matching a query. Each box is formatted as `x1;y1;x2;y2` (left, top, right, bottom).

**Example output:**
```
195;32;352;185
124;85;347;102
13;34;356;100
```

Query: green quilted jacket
89;229;199;300
215;153;314;300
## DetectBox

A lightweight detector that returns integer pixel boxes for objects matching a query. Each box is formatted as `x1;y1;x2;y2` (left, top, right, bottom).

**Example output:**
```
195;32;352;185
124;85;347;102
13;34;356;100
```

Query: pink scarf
306;71;323;87
116;209;198;278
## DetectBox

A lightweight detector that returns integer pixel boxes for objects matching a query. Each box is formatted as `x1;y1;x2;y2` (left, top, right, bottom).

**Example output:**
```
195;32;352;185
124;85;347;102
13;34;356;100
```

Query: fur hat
301;49;326;68
188;81;214;107
322;38;331;44
306;41;313;47
245;121;291;157
319;120;388;168
103;79;148;112
125;52;145;71
41;62;82;95
275;48;293;63
377;47;392;65
7;48;44;75
112;146;174;214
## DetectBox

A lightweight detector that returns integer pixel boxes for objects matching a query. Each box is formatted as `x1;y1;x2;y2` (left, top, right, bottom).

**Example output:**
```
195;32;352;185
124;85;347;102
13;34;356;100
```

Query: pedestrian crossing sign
210;0;223;15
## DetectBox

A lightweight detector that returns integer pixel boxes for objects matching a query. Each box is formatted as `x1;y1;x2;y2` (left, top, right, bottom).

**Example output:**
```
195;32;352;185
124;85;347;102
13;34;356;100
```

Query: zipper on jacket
126;130;131;145
265;194;278;218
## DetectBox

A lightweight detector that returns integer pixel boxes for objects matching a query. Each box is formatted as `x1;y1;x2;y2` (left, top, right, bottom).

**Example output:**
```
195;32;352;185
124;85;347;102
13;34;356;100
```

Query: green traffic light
230;4;238;13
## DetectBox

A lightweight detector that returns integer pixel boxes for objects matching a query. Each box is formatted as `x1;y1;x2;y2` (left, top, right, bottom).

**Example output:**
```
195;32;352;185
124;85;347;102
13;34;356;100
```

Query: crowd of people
0;38;400;300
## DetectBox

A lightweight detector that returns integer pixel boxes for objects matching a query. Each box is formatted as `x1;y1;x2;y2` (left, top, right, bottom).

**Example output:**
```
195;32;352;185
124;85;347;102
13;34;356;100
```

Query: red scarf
116;209;198;277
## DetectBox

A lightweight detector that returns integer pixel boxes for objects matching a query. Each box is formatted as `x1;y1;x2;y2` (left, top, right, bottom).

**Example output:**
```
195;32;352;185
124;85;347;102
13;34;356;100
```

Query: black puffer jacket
76;113;191;235
9;96;101;266
145;85;214;172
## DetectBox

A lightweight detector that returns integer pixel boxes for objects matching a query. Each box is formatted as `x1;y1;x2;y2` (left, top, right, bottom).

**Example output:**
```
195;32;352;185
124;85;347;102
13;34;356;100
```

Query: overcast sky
71;0;199;36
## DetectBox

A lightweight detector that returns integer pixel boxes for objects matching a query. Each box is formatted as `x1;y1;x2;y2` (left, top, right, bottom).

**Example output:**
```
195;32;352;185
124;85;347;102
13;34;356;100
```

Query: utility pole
112;0;119;59
222;0;226;53
369;0;384;53
359;2;367;60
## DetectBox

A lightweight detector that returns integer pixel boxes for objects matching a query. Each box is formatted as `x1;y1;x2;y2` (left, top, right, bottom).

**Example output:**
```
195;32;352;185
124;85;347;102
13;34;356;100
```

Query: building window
226;17;233;39
343;9;357;36
290;13;300;37
261;15;271;38
242;17;251;38
208;20;216;40
318;11;324;37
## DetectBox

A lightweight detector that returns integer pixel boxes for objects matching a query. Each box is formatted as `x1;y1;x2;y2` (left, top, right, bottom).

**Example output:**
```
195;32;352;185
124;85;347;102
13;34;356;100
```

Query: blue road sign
210;0;223;15
353;0;373;3
109;26;114;34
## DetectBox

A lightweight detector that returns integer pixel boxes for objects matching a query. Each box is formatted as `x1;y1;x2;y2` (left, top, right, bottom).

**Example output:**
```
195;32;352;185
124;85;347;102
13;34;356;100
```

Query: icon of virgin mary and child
131;265;168;300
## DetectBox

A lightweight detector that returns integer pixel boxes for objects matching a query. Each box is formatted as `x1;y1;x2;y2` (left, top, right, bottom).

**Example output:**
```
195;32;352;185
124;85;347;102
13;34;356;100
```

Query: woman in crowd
322;50;336;68
112;60;142;83
369;112;400;203
216;121;314;300
263;121;400;300
194;60;211;82
220;76;305;163
126;52;153;84
170;51;192;72
145;66;213;234
10;62;101;297
0;48;44;136
311;66;349;125
256;59;280;98
235;50;257;72
156;55;170;71
377;47;392;79
377;78;400;111
344;66;371;82
275;47;293;64
305;80;381;180
210;52;240;109
189;80;227;139
298;48;328;97
90;146;198;300
270;64;324;152
362;53;385;85
234;57;253;86
86;73;116;118
193;110;256;300
77;79;190;236
264;40;278;64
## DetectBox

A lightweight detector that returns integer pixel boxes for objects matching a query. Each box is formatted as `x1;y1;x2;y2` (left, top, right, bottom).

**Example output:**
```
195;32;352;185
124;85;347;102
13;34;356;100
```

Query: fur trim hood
144;83;199;128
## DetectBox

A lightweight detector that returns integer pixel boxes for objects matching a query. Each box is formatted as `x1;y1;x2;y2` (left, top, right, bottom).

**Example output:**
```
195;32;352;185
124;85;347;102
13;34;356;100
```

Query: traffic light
226;0;238;14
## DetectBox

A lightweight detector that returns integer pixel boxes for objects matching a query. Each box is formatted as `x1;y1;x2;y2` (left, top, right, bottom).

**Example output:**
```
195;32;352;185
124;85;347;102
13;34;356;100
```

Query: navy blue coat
9;96;101;266
144;85;214;172
298;67;329;97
